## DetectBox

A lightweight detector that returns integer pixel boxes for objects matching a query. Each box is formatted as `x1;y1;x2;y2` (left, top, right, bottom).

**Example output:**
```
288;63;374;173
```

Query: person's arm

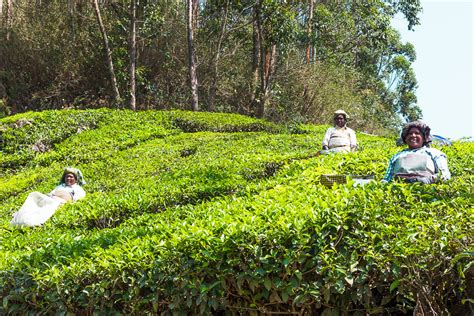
48;185;62;197
349;128;358;151
432;151;451;182
322;128;333;150
382;154;397;182
72;185;86;201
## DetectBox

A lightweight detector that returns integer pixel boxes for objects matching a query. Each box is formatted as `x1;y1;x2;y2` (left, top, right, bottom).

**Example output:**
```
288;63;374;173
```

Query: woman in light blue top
383;121;450;184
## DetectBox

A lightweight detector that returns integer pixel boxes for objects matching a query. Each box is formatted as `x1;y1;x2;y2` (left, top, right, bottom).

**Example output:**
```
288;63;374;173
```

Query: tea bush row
2;176;471;314
0;109;278;175
0;109;472;314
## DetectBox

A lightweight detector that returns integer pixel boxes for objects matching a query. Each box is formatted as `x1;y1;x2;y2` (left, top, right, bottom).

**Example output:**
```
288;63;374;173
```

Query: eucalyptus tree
0;0;424;134
129;0;137;110
378;30;420;121
305;0;315;64
187;0;199;111
93;0;121;105
199;0;302;117
0;1;4;36
251;0;301;118
136;1;188;108
2;0;14;41
197;0;256;114
310;0;421;126
200;0;230;112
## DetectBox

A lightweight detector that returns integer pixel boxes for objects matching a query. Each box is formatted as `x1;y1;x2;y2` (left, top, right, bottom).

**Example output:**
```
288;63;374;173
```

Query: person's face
334;115;346;127
405;127;424;149
65;173;77;186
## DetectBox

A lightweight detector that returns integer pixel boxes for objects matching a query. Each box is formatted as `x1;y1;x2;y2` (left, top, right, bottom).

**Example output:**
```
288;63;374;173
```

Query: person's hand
404;176;433;184
415;176;433;184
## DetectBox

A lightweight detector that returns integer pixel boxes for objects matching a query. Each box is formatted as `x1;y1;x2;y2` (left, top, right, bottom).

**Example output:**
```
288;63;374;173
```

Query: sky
391;0;473;140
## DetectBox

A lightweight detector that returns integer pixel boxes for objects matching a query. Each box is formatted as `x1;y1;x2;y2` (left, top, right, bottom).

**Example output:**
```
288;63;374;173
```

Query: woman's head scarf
333;109;348;126
401;121;432;147
333;109;348;119
60;167;86;186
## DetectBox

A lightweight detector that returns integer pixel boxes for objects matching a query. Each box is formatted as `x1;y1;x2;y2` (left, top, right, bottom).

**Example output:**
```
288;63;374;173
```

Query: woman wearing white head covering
321;110;358;154
10;167;86;227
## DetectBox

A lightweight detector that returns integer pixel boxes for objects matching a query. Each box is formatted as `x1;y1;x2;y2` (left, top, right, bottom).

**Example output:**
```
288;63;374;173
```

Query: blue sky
391;0;473;140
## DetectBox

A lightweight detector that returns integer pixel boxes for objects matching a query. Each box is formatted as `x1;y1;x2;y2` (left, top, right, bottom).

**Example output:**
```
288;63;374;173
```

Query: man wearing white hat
321;109;358;154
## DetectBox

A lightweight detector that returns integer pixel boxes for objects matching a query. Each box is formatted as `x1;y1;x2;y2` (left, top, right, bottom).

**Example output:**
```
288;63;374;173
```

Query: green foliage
1;0;422;133
0;109;472;314
0;99;10;119
313;1;421;126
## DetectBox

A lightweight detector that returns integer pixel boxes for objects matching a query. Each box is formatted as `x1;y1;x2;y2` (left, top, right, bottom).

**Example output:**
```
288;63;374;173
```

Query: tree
187;0;199;111
250;3;261;115
129;0;137;110
251;0;299;118
207;0;229;112
4;0;14;41
306;0;315;64
0;0;424;134
310;0;421;125
93;0;121;105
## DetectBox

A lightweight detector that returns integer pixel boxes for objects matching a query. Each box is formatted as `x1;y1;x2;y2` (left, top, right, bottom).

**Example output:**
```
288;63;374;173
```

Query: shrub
0;109;472;314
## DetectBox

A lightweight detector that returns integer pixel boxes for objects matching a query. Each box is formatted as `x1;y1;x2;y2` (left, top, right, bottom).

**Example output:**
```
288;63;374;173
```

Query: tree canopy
0;0;422;133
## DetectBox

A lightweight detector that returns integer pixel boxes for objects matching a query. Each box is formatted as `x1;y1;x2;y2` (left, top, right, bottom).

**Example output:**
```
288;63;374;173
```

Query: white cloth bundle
10;192;62;227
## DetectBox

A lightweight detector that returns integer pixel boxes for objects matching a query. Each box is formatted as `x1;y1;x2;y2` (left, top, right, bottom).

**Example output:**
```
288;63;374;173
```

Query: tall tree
0;0;423;133
311;0;421;124
252;0;276;118
207;0;229;112
4;0;14;41
250;4;261;115
187;0;199;111
129;0;137;110
93;0;121;104
305;0;315;64
251;0;298;118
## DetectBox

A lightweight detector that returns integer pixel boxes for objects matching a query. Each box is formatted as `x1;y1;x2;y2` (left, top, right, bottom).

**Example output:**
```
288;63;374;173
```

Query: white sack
10;192;62;227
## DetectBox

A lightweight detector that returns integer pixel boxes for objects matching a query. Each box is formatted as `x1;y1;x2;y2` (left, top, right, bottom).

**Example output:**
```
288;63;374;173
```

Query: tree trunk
187;0;199;111
251;4;262;117
67;0;76;43
92;0;121;105
129;0;137;111
253;2;277;119
5;0;14;41
306;0;315;64
208;0;229;112
257;43;276;118
192;0;199;30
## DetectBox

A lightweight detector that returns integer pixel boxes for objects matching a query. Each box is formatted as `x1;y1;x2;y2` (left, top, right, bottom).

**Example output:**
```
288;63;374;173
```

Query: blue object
432;135;452;146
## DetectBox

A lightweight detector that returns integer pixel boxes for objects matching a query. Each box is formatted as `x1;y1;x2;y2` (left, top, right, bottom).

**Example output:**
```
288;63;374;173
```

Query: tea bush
0;109;472;314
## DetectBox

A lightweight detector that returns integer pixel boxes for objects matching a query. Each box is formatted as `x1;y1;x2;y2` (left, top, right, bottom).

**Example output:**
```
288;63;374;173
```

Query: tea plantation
0;109;472;314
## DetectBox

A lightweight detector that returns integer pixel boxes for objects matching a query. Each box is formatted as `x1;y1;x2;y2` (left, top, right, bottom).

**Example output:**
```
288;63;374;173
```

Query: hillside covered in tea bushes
0;109;472;314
